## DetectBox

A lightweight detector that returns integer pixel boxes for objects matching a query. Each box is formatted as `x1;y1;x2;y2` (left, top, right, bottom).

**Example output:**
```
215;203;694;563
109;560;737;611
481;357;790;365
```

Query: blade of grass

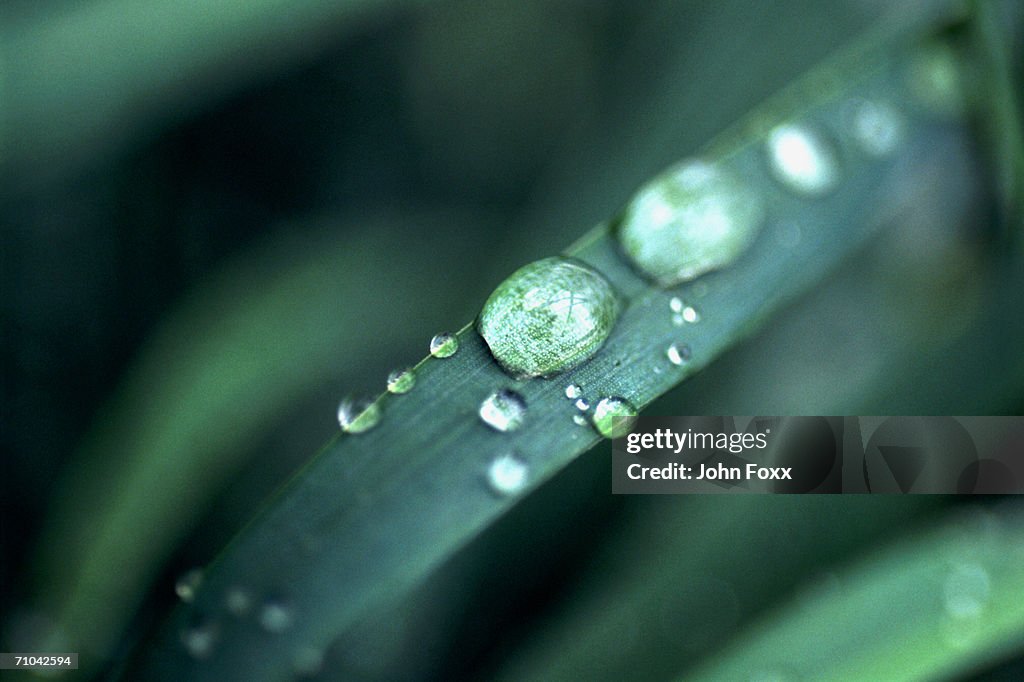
24;210;495;675
131;14;976;680
681;502;1024;682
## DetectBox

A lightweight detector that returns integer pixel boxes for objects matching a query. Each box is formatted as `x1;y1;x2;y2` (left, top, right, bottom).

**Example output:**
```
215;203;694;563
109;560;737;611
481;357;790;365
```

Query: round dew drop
487;453;529;495
477;257;619;377
565;383;583;400
337;397;381;434
666;343;692;366
429;332;459;358
591;397;638;439
766;123;840;196
617;160;764;286
479;389;527;432
180;621;218;660
386;367;416;394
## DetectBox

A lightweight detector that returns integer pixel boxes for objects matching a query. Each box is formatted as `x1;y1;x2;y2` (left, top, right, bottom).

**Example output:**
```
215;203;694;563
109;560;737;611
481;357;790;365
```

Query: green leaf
130;8;979;679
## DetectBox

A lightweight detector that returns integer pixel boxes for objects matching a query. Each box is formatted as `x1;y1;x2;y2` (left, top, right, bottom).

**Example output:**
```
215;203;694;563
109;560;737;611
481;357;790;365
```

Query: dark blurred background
2;0;1022;679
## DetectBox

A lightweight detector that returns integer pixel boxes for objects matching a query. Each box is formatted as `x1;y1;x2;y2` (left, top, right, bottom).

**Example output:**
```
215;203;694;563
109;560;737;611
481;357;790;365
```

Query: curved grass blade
681;503;1024;681
23;211;495;675
133;12;974;681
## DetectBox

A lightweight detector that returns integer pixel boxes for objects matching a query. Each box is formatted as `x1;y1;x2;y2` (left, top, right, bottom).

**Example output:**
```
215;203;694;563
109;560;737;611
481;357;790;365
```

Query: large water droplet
479;389;527;432
429;332;459;358
175;568;203;603
617;160;764;286
259;599;294;634
337;397;381;434
591;397;638;438
767;124;839;196
666;343;692;366
943;562;990;619
180;621;218;659
477;257;619;377
850;100;903;156
386;367;416;394
487;453;529;495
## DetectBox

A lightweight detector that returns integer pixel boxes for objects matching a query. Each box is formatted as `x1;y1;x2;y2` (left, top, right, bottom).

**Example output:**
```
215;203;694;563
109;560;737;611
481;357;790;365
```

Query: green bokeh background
2;1;1022;679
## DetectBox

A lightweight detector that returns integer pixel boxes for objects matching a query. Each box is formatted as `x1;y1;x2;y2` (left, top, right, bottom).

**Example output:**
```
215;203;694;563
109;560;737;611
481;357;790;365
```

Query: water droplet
293;645;325;677
670;298;701;325
337;397;381;434
386;367;416;394
667;343;692;366
259;599;294;634
943;563;990;619
565;383;583;400
487;453;529;495
618;160;764;285
429;332;459;358
479;389;527;432
477;257;619;377
850;99;903;156
591;397;638;439
175;568;203;603
572;414;588;426
180;621;218;659
574;397;590;411
225;588;252;616
766;124;839;196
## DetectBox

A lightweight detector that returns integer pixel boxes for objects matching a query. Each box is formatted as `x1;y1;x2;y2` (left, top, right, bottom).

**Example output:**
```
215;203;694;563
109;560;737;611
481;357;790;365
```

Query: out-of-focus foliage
1;0;1021;680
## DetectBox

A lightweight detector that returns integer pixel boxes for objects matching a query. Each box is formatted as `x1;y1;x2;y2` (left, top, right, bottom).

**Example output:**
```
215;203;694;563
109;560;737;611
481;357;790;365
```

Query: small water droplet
574;397;590;411
386;367;416;394
225;587;252;616
259;599;294;634
175;568;203;603
572;414;588;426
293;645;325;677
943;563;990;619
684;305;700;323
767;123;839;196
180;621;218;659
591;397;638;438
667;343;692;366
850;99;903;156
669;296;684;313
479;389;527;432
477;257;619;377
487;453;529;495
618;160;764;285
429;332;459;358
337;397;381;434
565;383;583;400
